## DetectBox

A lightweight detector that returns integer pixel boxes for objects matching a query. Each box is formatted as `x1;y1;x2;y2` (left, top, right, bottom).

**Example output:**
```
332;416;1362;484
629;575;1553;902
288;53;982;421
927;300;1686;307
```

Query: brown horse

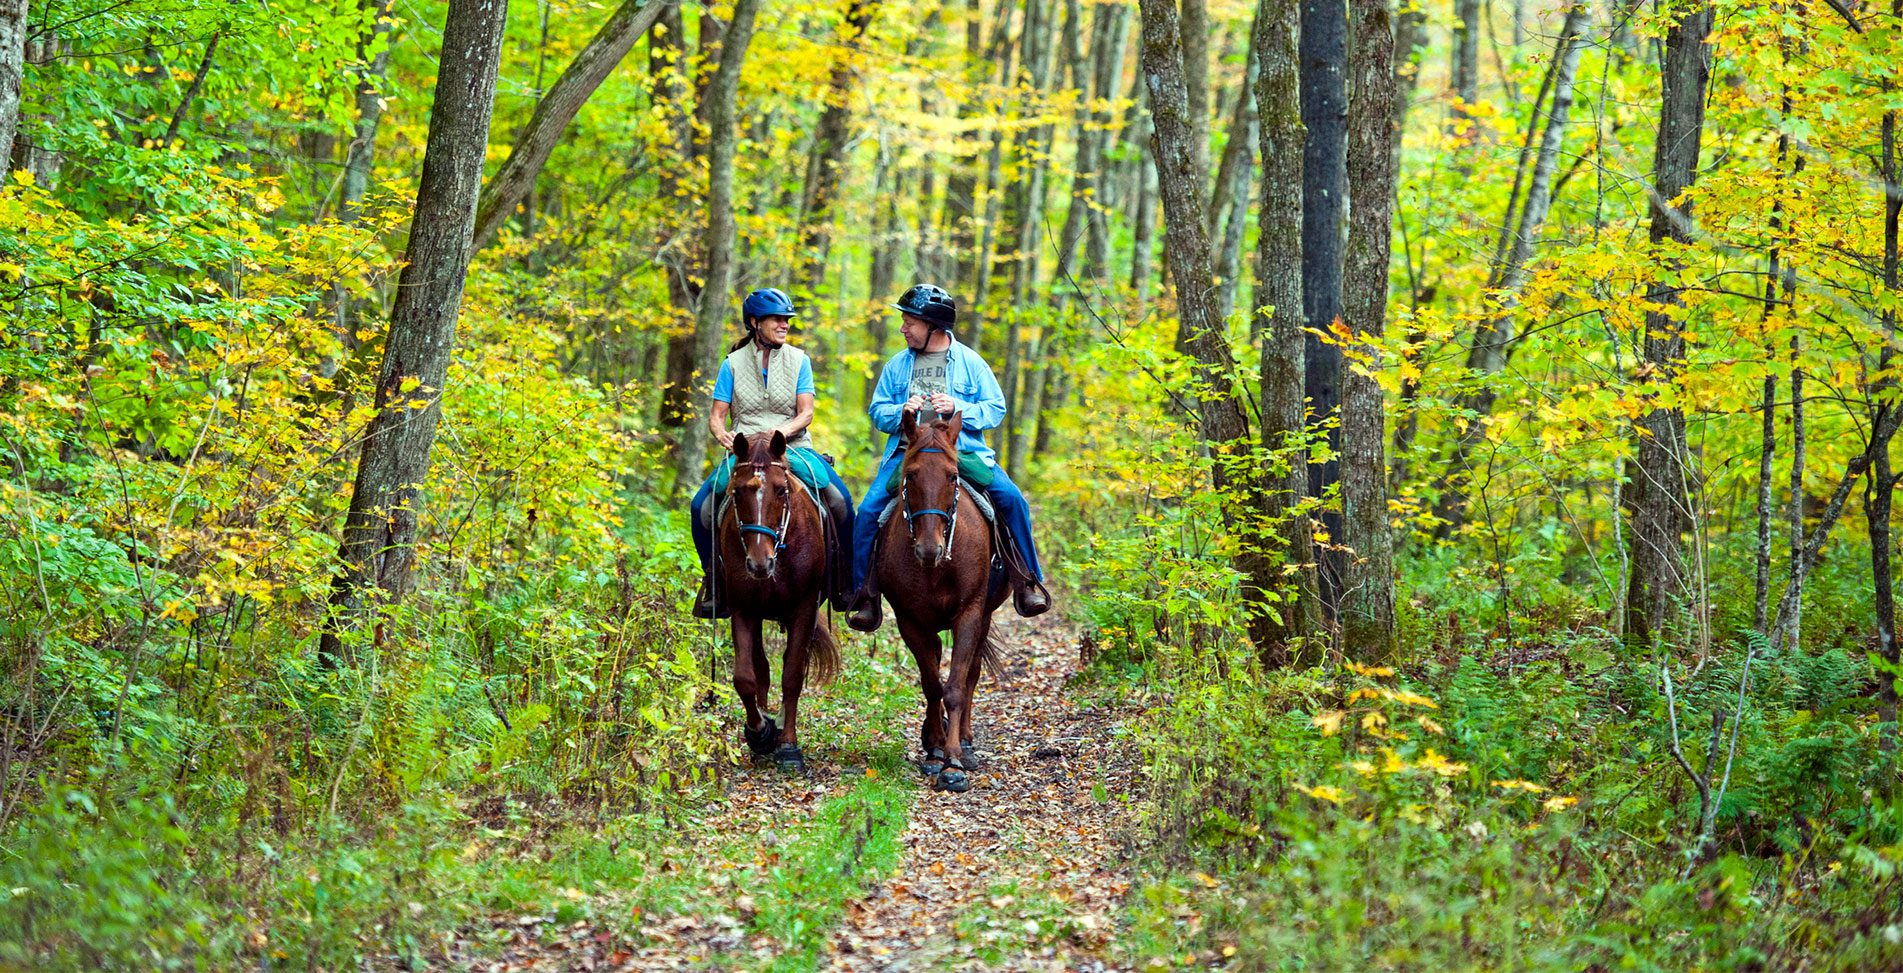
712;430;839;772
875;410;1006;793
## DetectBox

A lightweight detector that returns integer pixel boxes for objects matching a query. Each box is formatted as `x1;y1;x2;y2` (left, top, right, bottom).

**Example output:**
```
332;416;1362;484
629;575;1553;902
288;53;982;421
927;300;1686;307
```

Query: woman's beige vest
724;343;813;451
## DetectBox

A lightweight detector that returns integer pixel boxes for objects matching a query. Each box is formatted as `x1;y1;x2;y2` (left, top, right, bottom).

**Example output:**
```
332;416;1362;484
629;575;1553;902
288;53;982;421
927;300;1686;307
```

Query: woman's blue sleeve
797;356;816;396
711;360;736;403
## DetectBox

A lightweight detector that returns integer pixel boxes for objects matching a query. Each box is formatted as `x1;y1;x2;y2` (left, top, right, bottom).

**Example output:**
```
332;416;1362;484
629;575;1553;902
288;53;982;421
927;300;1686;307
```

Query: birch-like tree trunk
320;0;511;664
0;0;25;171
1432;3;1589;531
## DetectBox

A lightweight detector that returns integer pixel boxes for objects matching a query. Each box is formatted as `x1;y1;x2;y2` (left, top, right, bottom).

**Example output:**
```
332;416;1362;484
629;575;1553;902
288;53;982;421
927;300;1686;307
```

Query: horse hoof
774;744;806;774
952;751;982;772
743;717;779;757
935;769;971;793
918;748;947;777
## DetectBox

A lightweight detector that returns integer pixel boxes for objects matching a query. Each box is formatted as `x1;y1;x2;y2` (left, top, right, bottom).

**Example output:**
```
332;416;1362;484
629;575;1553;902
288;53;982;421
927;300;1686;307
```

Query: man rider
846;284;1051;632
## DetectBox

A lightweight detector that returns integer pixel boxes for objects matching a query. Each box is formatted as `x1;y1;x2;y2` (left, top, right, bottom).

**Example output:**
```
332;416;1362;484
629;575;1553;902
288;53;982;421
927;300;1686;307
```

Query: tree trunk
869;161;904;407
1209;41;1260;323
1129;93;1159;303
319;0;511;664
968;9;1019;353
472;0;673;248
671;0;760;497
0;0;25;171
1255;0;1321;660
942;0;986;295
1789;330;1805;649
326;0;398;378
1624;0;1713;646
1877;48;1900;748
1180;0;1211;199
796;0;880;294
1002;0;1060;310
1339;0;1399;659
1140;0;1286;662
655;7;707;433
1450;0;1478;141
1301;0;1348;615
1754;103;1794;635
1432;3;1589;530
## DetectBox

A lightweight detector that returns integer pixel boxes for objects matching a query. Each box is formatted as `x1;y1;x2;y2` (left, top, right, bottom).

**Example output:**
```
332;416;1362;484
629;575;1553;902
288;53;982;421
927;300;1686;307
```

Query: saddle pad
883;450;997;493
711;446;830;497
877;479;996;529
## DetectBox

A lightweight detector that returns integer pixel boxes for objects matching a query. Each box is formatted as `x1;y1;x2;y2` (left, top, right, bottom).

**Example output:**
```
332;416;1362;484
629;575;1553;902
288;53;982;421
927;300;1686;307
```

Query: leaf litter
409;607;1144;972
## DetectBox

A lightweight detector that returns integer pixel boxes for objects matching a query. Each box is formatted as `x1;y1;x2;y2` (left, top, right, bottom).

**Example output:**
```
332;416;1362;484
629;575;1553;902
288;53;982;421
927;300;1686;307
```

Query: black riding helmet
891;284;956;330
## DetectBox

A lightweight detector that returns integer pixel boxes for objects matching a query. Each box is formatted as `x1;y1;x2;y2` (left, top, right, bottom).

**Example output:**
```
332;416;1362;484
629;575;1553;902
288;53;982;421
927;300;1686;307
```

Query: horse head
729;429;793;579
899;409;964;568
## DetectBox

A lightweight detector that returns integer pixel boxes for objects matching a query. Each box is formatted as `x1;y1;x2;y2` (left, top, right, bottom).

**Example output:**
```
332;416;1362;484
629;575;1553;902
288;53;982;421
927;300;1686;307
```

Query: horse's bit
901;447;960;561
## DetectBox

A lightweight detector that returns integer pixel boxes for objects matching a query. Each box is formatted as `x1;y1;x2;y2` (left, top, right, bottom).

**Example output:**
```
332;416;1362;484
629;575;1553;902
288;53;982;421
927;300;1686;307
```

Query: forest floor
430;604;1150;972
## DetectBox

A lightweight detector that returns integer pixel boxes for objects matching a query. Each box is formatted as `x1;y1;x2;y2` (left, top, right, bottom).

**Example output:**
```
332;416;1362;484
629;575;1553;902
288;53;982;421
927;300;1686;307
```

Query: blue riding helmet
742;287;798;323
891;284;956;330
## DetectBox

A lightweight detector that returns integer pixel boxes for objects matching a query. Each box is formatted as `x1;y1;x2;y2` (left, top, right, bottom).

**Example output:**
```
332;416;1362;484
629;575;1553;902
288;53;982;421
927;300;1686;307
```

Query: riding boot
847;578;883;632
693;575;731;619
820;482;855;611
997;523;1051;618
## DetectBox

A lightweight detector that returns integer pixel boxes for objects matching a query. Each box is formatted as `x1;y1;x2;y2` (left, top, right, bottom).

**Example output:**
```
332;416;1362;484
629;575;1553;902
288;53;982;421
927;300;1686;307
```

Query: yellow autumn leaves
1293;661;1577;816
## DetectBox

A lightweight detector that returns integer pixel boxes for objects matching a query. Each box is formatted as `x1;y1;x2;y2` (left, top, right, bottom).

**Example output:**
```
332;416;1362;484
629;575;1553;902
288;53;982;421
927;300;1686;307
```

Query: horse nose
913;542;942;566
746;556;775;579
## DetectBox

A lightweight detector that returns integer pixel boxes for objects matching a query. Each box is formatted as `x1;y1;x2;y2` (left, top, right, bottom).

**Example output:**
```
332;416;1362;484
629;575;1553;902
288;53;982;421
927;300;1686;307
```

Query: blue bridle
901;446;960;561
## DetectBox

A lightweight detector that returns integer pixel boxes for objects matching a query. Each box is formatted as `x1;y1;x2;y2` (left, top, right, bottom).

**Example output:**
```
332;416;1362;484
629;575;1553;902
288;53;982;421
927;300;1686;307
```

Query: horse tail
805;614;841;686
980;629;1005;686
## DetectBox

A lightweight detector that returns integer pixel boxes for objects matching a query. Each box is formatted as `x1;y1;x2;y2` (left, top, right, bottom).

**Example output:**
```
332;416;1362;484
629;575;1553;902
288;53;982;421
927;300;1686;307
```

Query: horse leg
750;621;773;717
896;613;946;776
774;599;819;774
732;614;777;757
936;605;988;792
956;614;989;770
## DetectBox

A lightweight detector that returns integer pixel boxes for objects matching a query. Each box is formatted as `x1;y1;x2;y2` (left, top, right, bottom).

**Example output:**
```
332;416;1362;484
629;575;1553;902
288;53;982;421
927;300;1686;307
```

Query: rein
901;446;960;560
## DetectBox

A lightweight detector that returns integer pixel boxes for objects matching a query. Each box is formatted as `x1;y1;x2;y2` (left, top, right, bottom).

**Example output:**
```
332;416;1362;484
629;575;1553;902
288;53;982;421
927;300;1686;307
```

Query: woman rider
691;288;856;617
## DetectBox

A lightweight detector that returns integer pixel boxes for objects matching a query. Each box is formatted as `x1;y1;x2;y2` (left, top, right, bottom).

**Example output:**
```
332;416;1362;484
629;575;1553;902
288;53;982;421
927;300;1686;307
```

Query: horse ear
731;432;750;463
900;407;918;442
769;429;787;457
941;409;964;441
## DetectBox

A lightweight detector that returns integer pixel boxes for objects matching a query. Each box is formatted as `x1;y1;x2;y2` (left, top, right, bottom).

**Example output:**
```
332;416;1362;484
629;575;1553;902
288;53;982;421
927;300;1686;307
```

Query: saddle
875;478;1035;604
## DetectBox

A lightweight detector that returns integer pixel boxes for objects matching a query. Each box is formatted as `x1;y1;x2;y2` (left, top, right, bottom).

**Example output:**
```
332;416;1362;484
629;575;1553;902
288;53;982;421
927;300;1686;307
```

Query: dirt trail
444;607;1144;972
823;611;1144;972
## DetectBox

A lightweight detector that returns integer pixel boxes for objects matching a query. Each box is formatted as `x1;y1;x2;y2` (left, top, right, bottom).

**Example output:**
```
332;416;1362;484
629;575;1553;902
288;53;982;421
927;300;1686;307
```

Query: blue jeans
693;453;854;574
851;454;1044;591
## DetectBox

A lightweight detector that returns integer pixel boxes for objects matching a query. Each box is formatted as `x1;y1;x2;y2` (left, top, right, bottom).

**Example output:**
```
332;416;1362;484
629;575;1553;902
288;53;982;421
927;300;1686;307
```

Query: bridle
729;459;798;572
901;446;960;563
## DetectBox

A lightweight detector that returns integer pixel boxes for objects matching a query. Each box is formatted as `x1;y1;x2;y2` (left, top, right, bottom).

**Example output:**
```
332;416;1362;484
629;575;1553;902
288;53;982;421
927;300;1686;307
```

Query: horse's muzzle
746;555;778;579
912;542;947;568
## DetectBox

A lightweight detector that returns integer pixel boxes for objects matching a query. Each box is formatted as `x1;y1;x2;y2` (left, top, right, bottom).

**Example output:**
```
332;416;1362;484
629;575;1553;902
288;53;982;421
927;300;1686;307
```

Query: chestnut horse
874;410;1006;793
711;430;839;772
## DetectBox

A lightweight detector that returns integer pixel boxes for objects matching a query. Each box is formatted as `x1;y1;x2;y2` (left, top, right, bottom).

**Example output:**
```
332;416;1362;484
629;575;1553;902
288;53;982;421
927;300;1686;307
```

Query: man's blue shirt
867;336;1005;466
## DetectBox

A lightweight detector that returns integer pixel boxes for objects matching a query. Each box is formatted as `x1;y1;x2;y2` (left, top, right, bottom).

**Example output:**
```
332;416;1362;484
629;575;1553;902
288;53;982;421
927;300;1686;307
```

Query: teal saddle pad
711;446;830;495
884;450;997;493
